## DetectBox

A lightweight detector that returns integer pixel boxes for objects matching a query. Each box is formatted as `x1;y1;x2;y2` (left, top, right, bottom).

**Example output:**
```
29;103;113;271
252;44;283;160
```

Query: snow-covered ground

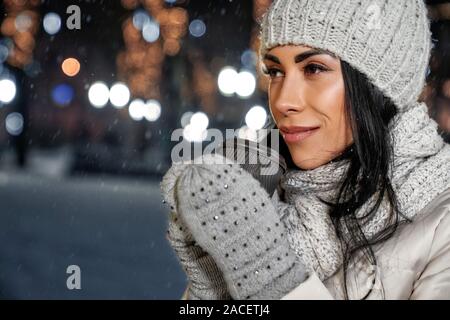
0;171;186;299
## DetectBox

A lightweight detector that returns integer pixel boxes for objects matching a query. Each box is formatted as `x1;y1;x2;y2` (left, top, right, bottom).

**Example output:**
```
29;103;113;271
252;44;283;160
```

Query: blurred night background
0;0;449;299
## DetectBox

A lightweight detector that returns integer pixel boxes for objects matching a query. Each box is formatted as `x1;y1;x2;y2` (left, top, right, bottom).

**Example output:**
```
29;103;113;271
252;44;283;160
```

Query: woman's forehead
266;44;314;54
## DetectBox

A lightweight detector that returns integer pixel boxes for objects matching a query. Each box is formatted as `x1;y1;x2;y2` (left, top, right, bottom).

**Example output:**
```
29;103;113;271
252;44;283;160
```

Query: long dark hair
274;60;410;299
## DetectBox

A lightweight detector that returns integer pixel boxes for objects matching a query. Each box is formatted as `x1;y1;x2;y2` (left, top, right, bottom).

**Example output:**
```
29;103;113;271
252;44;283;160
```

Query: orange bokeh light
62;57;81;77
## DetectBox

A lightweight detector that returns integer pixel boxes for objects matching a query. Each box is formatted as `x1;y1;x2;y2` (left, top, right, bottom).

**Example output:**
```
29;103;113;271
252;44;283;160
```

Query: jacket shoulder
374;188;450;268
412;187;450;269
416;187;450;223
409;188;450;299
425;187;450;239
411;188;450;252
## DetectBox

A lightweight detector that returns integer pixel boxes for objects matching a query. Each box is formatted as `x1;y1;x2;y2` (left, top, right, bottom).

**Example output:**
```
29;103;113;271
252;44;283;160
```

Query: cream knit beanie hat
259;0;433;112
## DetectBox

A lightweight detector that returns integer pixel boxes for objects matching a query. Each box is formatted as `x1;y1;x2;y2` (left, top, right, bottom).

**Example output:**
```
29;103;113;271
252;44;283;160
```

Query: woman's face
263;45;353;170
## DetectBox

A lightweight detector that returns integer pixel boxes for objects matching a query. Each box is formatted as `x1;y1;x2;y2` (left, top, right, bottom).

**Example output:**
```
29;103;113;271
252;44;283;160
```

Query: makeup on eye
261;66;283;78
303;63;330;75
262;48;337;76
262;63;330;78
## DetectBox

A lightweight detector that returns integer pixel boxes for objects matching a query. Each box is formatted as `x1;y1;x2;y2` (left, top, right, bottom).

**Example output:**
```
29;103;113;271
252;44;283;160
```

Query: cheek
309;78;349;139
269;74;352;152
268;84;282;121
307;77;345;120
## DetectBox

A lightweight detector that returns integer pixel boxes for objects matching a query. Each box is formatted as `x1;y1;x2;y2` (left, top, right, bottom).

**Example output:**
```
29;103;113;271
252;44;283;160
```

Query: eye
304;63;329;75
262;66;284;79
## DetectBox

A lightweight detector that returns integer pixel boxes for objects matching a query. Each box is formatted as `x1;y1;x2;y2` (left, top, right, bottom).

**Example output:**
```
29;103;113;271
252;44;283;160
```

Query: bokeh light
218;67;238;96
5;112;24;136
241;49;257;68
182;111;209;142
61;58;81;77
15;12;33;33
245;105;267;130
236;71;256;98
190;112;209;130
1;17;16;37
109;82;130;108
0;79;17;104
88;82;109;108
183;124;208;143
43;12;61;35
189;19;206;38
51;83;74;107
163;38;180;56
144;99;162;122
218;67;256;98
180;111;193;128
128;99;145;121
142;20;160;43
132;10;150;30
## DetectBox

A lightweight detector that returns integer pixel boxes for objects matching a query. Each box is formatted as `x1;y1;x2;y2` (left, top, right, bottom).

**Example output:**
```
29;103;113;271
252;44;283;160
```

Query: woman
161;0;450;299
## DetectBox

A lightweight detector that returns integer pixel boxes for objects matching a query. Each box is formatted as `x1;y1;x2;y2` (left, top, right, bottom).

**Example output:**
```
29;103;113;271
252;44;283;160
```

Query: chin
292;156;324;170
286;144;324;170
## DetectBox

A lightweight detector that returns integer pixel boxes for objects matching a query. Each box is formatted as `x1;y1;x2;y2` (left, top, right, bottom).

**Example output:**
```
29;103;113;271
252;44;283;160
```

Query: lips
279;125;320;143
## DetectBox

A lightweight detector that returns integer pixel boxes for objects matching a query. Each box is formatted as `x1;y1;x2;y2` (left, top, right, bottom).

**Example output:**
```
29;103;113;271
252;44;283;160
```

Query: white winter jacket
182;188;450;300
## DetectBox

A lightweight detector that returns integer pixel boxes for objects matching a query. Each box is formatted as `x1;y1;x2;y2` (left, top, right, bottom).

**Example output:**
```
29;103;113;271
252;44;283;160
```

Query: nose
272;75;306;116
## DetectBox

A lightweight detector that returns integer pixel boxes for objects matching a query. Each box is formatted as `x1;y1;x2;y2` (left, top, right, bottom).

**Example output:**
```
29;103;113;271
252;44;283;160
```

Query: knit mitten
167;212;231;299
175;154;308;300
162;162;231;300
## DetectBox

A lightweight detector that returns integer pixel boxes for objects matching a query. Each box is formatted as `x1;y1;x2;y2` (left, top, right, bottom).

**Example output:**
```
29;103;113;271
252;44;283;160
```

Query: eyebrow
263;49;336;64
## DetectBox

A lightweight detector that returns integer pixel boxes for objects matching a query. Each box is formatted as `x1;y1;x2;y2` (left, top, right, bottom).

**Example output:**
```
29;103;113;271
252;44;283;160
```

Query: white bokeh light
144;99;162;122
190;112;209;130
0;79;17;104
142;20;160;43
241;49;257;68
128;99;145;121
236;71;256;98
5;112;24;136
180;111;193;128
183;124;208;143
245;105;267;130
43;12;61;35
182;111;209;142
218;67;238;96
189;19;206;37
132;10;150;30
15;12;33;32
88;82;109;108
109;82;130;108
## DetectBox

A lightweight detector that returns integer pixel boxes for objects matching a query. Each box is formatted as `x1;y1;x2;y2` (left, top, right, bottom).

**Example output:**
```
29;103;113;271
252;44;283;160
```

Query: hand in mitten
162;163;231;300
175;154;309;300
166;212;231;299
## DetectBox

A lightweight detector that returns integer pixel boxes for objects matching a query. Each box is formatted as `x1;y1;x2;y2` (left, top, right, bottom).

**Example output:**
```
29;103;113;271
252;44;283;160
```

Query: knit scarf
277;102;450;281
